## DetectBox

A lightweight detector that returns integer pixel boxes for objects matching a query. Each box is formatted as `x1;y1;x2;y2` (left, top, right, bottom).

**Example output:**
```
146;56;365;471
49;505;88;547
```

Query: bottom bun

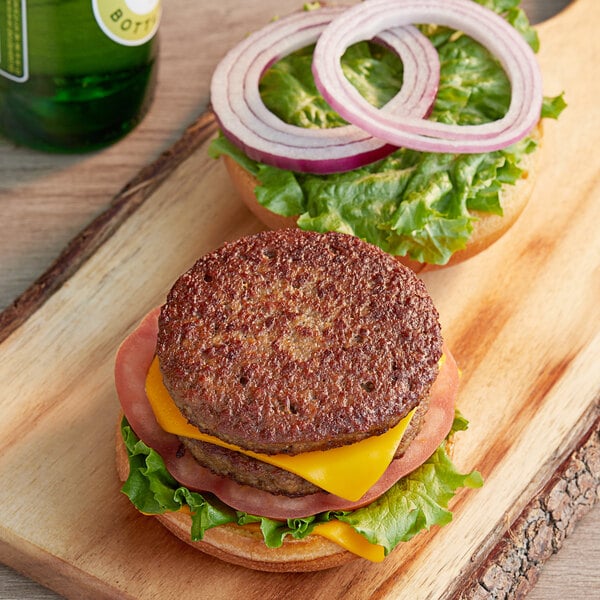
223;124;542;274
115;419;356;572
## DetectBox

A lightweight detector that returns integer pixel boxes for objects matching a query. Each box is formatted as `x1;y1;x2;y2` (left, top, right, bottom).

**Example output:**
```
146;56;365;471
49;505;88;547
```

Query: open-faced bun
223;124;542;273
115;419;356;572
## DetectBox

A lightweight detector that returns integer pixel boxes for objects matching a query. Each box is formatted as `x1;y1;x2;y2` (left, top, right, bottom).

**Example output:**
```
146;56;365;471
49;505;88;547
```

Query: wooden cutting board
0;1;598;598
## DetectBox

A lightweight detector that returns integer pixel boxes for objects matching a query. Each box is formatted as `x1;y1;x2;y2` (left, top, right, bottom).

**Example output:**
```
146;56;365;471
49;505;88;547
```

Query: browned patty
179;396;430;496
157;229;442;455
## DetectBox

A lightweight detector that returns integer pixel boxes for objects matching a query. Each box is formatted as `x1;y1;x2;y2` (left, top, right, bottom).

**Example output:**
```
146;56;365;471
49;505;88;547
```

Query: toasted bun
223;124;542;273
115;419;356;572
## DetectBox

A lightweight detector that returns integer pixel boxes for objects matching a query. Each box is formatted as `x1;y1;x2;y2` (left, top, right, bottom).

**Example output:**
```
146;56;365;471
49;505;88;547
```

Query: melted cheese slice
145;357;414;501
201;516;384;562
314;520;385;562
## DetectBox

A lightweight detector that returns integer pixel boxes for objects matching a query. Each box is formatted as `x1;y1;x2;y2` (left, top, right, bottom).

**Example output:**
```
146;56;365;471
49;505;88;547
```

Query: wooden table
1;0;597;598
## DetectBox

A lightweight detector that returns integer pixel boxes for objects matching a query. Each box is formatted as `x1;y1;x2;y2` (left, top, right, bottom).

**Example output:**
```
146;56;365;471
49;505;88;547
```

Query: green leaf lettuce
120;414;482;556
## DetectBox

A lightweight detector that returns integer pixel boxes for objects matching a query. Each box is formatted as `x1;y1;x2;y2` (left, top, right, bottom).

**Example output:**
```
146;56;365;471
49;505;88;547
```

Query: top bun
222;125;542;273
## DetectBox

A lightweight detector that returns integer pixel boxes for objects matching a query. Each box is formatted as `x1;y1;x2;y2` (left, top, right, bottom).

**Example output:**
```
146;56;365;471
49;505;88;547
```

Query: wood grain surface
1;0;598;598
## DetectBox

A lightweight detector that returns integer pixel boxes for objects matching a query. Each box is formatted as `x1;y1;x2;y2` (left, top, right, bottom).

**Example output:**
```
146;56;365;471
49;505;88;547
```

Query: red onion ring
312;0;543;153
210;6;439;174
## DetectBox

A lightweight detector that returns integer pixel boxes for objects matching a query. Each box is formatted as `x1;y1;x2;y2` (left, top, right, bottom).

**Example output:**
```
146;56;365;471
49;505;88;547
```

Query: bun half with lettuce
115;229;482;571
209;0;565;272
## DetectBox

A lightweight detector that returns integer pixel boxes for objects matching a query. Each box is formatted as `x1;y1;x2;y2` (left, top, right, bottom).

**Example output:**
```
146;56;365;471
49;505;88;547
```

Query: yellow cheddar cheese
313;520;385;562
145;356;414;501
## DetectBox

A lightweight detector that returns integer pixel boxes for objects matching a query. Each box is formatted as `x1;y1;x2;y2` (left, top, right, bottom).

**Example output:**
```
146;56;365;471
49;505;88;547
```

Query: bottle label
92;0;161;47
0;0;28;82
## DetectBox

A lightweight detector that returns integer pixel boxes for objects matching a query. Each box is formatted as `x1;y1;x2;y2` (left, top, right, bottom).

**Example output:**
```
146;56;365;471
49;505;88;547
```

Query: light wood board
0;1;598;598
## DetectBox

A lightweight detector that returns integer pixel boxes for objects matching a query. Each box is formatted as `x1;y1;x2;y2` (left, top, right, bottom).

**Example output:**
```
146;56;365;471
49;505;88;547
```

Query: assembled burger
115;229;482;571
209;0;565;271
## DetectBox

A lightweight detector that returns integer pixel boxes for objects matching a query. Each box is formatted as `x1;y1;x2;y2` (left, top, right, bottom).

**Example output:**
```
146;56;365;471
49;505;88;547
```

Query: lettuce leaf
542;92;567;119
336;435;484;552
120;414;482;555
209;0;566;265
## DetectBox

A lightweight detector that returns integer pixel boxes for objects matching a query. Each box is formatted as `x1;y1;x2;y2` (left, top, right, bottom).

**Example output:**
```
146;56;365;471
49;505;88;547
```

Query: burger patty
157;229;442;455
179;395;430;497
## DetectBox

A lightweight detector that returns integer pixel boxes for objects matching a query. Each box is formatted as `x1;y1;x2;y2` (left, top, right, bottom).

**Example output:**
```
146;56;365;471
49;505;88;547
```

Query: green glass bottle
0;0;161;152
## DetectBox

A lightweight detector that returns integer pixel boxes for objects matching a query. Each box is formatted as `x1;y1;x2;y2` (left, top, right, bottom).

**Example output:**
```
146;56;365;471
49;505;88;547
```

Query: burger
115;229;482;571
208;0;565;272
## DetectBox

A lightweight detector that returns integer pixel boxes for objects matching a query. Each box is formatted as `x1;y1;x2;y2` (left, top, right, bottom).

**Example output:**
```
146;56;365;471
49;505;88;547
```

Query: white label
92;0;161;47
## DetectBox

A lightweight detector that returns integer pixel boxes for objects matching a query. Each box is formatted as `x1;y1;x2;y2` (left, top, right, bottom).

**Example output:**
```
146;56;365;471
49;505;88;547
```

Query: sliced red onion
312;0;543;153
210;6;439;174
